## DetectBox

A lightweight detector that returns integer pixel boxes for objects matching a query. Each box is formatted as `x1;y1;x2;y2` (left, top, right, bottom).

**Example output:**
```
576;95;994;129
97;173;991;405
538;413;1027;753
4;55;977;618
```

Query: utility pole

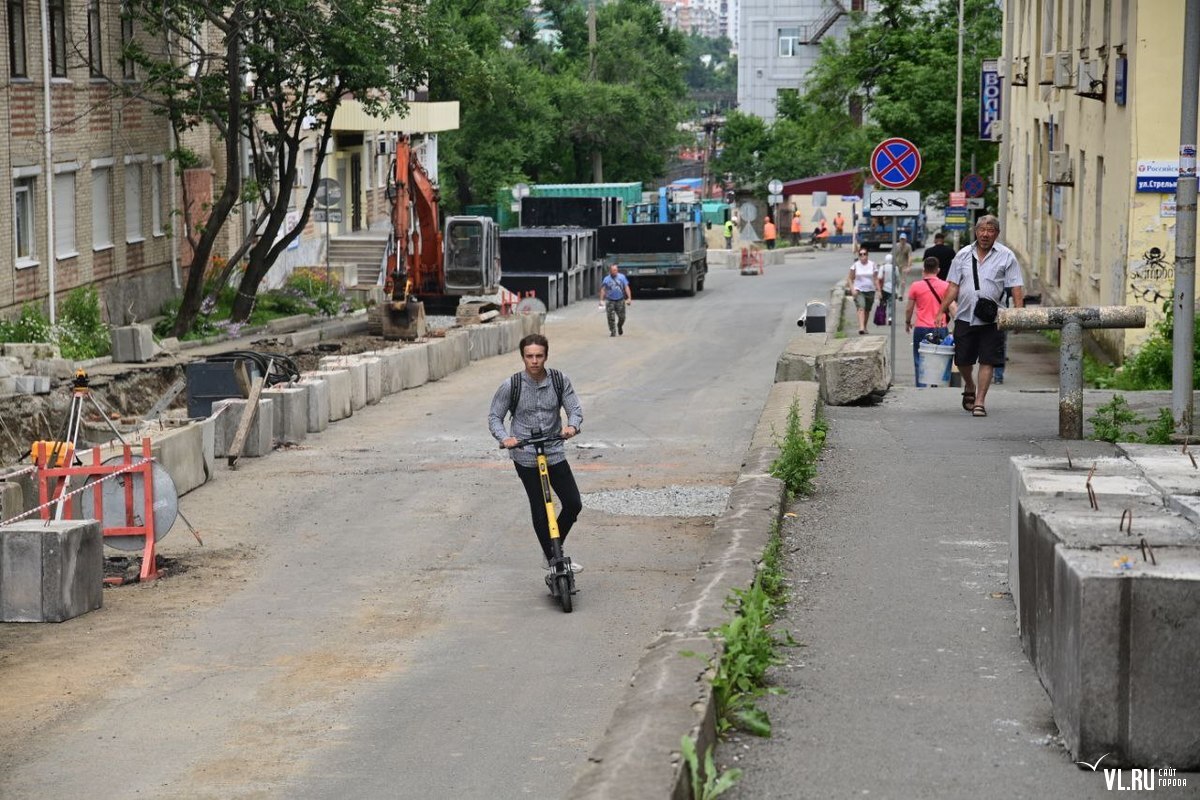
588;0;602;182
952;0;965;249
1173;0;1199;438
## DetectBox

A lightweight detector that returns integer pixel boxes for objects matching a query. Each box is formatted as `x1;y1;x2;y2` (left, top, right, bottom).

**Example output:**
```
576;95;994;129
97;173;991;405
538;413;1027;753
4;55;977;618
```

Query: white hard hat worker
899;232;907;240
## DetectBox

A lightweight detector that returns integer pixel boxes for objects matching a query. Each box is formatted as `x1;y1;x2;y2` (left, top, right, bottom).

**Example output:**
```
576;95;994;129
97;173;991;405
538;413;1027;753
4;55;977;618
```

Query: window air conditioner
1010;56;1029;86
1053;52;1073;88
1076;58;1105;99
1047;151;1073;185
1038;54;1055;85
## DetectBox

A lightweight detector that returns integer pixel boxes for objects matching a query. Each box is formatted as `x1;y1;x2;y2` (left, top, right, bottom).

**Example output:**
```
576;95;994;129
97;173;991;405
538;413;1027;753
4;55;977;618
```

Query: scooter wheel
556;574;573;613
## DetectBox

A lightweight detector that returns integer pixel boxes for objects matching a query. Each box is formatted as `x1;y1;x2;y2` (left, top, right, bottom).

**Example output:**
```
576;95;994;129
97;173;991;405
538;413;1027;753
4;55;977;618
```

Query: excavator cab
443;217;500;296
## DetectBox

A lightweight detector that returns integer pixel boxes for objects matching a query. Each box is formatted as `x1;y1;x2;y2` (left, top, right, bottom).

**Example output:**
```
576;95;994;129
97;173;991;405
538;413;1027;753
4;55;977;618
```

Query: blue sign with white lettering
979;60;1002;141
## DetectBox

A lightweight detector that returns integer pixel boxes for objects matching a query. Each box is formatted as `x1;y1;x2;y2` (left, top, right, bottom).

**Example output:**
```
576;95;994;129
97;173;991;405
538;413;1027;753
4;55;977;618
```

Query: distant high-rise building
738;0;865;121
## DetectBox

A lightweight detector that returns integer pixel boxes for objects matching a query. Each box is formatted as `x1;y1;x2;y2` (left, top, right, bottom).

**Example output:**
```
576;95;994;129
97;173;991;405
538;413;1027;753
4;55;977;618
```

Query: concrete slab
1053;545;1200;768
392;345;430;390
284;329;321;349
149;423;208;497
1117;442;1200;497
426;332;470;381
319;358;367;410
3;342;61;369
1169;495;1200;526
33;358;76;380
498;318;523;354
359;357;383;404
13;375;51;395
817;335;888;406
111;324;158;363
211;397;275;458
1;481;23;522
296;378;330;433
467;324;503;362
0;519;103;622
262;386;308;445
305;370;353;421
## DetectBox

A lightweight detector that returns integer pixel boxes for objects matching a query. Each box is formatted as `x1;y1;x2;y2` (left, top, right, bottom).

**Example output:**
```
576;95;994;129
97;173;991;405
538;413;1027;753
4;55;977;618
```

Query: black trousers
514;460;583;559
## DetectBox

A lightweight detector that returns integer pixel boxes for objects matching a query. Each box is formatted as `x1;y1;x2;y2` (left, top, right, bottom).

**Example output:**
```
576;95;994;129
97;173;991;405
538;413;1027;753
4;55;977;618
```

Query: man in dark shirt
924;231;957;281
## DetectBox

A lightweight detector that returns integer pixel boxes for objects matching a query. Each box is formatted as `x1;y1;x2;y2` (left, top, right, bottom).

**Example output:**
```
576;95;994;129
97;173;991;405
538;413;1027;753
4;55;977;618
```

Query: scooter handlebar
500;433;565;449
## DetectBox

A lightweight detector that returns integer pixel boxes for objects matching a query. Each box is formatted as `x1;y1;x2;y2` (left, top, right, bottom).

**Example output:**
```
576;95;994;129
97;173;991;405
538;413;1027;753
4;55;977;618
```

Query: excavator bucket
381;296;427;341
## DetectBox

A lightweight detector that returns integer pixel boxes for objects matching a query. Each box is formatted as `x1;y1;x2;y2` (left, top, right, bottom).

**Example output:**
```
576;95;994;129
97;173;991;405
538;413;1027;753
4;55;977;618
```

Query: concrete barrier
498;318;523;355
212;397;275;458
296;378;330;433
467;325;503;362
1;480;23;522
149;423;208;496
427;332;470;381
359;357;383;405
306;370;353;421
320;357;368;410
263;385;308;445
774;334;888;405
0;519;103;622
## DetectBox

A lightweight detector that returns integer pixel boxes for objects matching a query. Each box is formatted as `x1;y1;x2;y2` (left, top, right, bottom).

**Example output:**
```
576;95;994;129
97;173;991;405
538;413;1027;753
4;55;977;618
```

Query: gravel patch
582;486;732;517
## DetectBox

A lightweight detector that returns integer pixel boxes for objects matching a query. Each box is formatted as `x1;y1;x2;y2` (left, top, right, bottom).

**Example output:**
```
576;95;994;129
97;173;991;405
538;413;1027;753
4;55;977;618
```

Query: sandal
972;405;988;417
961;391;976;411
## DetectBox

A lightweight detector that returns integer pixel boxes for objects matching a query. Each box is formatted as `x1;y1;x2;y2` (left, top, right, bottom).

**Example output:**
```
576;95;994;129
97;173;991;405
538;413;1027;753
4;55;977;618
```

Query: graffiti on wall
1128;245;1173;311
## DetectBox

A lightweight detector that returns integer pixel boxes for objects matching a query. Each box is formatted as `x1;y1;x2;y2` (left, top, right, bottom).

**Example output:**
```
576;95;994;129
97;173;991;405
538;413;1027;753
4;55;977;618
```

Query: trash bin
917;342;955;387
800;301;827;334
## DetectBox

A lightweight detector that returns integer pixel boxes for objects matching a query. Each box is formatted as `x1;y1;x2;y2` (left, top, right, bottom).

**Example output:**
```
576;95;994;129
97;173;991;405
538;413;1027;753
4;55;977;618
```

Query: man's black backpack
507;369;565;419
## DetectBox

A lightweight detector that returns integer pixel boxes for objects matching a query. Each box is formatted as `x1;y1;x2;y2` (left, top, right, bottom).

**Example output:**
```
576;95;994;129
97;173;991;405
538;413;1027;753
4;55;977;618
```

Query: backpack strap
507;369;565;420
549;368;565;407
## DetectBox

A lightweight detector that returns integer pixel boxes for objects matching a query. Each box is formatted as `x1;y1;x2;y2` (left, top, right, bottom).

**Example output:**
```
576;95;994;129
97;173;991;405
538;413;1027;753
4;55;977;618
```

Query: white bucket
917;342;955;386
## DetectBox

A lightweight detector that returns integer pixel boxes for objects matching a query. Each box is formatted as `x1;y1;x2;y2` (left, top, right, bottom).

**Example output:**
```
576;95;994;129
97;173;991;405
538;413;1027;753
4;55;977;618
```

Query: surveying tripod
42;370;128;520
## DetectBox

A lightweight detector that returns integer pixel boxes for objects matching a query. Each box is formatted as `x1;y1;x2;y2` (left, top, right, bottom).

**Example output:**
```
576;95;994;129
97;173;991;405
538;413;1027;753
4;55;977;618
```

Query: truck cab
855;212;926;251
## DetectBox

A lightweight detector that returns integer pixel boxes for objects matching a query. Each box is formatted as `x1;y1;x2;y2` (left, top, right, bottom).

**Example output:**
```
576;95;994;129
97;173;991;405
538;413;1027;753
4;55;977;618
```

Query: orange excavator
382;135;499;339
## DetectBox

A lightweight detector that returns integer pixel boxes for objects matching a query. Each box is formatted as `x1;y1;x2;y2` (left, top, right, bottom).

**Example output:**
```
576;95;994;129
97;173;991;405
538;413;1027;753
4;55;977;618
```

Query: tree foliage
719;0;1001;195
124;0;435;329
430;0;689;211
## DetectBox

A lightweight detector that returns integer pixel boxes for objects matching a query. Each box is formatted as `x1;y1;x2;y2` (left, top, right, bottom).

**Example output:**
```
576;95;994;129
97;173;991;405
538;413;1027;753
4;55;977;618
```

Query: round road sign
963;173;986;198
315;178;343;209
767;178;783;195
870;138;922;189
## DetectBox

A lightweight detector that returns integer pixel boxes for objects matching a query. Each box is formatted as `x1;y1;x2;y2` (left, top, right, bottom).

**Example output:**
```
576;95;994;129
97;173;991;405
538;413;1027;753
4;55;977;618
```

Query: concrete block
149;423;208;497
467;324;503;362
817;335;888;406
305;370;352;421
0;519;103;622
266;314;313;334
262;385;308;445
1;481;23;522
0;355;21;376
359;357;382;404
296;378;330;433
284;328;322;349
0;377;15;395
774;335;823;383
319;358;367;410
211;397;275;458
13;375;51;395
199;415;216;484
1118;443;1200;497
498;319;523;355
33;358;76;380
111;324;158;363
158;337;181;354
426;332;470;381
1052;545;1200;768
3;342;60;369
373;349;405;396
521;310;544;338
391;345;430;390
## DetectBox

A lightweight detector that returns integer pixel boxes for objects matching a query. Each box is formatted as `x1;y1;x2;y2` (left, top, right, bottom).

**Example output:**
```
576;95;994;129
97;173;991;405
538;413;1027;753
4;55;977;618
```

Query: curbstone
284;329;322;349
359;357;383;404
296;378;330;433
263;385;309;445
266;314;313;334
320;358;368;410
305;370;353;421
1;480;23;522
743;381;820;476
149;423;208;496
211;397;275;458
0;519;103;622
426;332;470;381
467;324;503;362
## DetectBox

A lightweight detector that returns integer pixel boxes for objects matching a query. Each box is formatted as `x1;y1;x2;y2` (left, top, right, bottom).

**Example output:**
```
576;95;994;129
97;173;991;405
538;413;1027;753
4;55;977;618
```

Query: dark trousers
514;460;582;560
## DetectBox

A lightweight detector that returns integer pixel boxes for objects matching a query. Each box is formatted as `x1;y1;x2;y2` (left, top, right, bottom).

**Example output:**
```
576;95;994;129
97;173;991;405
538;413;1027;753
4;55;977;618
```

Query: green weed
0;288;111;360
771;401;827;498
1143;408;1177;445
1089;394;1144;443
681;735;742;799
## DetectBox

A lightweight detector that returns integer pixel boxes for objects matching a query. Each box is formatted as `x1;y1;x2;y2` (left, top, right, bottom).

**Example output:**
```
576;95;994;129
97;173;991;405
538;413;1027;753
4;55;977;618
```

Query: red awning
781;169;867;196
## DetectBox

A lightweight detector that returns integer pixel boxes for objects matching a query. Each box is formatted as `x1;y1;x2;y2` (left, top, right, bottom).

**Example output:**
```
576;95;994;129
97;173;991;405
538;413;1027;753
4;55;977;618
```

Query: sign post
870;138;922;387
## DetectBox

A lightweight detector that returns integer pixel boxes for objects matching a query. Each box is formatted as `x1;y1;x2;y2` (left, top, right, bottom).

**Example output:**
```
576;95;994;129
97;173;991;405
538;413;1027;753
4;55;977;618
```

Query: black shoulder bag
971;254;999;324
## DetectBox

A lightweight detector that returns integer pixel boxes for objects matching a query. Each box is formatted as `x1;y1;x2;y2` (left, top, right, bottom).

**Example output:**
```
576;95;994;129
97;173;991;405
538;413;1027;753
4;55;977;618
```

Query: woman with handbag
934;216;1026;417
847;248;880;335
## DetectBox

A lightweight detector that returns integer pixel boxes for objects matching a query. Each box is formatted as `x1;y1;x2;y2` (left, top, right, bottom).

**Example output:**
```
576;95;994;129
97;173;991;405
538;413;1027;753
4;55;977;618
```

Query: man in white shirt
935;215;1025;418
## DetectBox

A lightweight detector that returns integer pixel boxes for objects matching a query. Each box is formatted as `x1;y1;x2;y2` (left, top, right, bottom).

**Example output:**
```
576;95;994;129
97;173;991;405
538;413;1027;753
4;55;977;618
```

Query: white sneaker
568;561;583;573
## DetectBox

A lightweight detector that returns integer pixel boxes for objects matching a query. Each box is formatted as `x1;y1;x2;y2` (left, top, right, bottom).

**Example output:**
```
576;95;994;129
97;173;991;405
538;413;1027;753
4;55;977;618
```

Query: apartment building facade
1001;0;1190;359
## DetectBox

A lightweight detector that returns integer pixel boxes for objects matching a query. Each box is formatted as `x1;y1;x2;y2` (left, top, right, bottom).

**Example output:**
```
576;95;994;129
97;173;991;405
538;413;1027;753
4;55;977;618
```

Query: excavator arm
385;135;444;302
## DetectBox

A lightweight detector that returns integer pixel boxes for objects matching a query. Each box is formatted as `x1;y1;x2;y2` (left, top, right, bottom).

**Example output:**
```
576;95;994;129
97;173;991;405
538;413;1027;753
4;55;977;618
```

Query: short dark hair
923;257;940;273
520;333;548;356
934;232;945;241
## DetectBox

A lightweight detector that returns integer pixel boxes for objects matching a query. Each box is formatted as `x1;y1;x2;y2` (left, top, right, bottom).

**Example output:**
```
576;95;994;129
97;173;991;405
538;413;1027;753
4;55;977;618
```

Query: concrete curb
568;380;821;800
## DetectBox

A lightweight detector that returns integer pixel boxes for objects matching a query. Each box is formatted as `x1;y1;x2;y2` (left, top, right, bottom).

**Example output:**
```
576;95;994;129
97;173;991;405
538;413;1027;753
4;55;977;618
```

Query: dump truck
595;221;707;296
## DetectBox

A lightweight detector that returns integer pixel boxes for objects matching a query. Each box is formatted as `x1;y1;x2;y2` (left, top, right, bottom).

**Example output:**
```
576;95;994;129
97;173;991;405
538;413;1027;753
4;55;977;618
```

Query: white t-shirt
850;260;878;292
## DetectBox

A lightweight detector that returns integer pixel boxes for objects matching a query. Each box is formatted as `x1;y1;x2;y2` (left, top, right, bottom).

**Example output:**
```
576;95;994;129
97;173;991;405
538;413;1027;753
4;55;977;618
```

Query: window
8;0;26;77
151;161;165;235
92;165;113;249
48;0;66;77
87;0;102;77
13;176;35;263
778;27;800;58
120;2;135;80
54;170;77;258
125;163;143;242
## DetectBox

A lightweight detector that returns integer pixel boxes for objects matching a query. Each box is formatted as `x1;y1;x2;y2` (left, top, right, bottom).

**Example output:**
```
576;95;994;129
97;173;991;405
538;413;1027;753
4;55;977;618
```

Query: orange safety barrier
739;247;764;275
34;438;161;583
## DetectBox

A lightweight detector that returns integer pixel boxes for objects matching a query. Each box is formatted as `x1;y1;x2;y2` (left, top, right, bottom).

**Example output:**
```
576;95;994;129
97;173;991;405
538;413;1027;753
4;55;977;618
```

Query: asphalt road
0;249;849;799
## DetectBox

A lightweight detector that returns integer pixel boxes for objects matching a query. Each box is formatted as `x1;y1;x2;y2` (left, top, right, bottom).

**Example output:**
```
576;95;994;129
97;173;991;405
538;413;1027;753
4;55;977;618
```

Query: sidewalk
722;319;1130;797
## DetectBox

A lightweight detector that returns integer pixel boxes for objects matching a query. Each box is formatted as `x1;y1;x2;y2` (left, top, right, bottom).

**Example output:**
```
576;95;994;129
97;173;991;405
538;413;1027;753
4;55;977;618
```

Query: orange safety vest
764;221;777;240
790;216;801;234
